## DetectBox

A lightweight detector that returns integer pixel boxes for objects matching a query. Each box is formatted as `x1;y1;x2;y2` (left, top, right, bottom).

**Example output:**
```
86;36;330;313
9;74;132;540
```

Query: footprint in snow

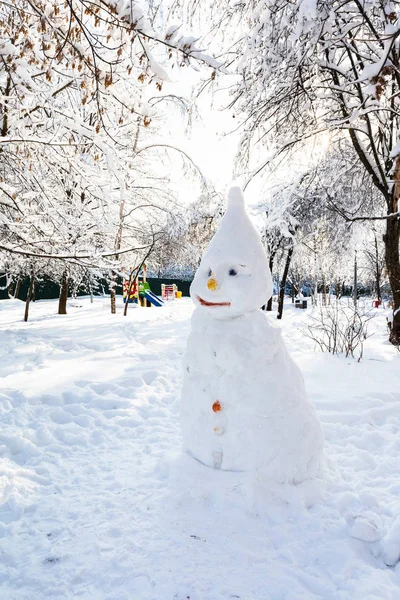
142;370;158;385
347;511;383;542
377;515;400;566
74;380;91;388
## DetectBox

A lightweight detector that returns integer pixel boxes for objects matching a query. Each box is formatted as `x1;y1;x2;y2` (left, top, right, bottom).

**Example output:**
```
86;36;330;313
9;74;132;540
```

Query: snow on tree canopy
181;187;324;483
190;186;273;319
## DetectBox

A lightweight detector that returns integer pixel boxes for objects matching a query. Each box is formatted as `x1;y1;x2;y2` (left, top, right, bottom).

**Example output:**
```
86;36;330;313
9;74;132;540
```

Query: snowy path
1;297;400;599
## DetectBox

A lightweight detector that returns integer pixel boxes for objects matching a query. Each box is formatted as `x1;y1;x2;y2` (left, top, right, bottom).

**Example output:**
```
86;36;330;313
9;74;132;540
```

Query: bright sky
158;71;241;199
142;40;333;226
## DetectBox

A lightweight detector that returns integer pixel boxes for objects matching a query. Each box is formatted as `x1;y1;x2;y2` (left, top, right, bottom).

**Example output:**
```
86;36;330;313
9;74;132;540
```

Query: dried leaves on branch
0;0;220;287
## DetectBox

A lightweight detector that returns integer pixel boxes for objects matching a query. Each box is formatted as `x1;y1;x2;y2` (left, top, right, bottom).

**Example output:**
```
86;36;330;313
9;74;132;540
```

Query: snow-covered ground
1;296;400;600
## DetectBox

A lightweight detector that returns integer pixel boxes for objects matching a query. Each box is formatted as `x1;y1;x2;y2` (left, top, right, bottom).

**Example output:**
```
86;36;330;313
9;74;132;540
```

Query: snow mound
1;297;400;598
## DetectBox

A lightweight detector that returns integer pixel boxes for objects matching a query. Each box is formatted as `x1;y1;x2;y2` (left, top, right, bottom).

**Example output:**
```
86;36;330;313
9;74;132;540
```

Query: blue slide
144;290;164;307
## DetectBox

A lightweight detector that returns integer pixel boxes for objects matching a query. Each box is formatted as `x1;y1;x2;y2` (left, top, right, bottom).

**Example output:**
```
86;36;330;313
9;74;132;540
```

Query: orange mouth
197;295;231;307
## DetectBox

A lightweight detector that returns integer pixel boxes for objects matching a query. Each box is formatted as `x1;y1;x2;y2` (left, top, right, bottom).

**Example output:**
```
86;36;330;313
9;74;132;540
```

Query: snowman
181;187;323;483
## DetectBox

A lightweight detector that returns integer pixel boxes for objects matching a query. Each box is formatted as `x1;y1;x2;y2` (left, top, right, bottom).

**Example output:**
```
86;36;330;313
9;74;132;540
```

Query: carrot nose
207;277;218;291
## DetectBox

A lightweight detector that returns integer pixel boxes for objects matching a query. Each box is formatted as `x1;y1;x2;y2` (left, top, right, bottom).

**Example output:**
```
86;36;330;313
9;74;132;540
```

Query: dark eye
207;268;212;277
228;268;237;276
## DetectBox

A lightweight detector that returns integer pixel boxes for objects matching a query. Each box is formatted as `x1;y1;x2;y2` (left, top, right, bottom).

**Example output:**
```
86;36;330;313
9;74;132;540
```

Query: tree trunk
266;253;275;311
110;272;117;314
374;234;382;303
14;277;21;299
335;279;341;302
24;268;35;322
8;279;14;297
312;277;318;307
384;217;400;345
385;157;400;345
124;273;138;317
1;76;11;137
58;269;68;314
110;181;126;316
353;251;358;308
277;247;293;320
322;274;327;306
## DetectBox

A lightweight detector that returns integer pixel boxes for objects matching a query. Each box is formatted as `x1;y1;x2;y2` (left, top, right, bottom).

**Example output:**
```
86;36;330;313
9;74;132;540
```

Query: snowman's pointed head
190;187;273;319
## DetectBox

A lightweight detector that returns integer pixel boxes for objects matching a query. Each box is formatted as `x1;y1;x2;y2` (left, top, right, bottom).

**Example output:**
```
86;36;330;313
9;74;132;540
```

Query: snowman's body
181;187;323;483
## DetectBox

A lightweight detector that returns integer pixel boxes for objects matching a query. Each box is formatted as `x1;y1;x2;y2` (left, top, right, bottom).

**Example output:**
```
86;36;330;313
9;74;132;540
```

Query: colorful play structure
123;265;181;307
162;283;178;300
162;284;182;300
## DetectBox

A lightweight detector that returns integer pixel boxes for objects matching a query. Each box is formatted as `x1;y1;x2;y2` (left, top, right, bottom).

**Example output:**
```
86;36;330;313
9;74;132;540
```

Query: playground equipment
161;283;176;300
161;284;181;300
123;265;164;307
